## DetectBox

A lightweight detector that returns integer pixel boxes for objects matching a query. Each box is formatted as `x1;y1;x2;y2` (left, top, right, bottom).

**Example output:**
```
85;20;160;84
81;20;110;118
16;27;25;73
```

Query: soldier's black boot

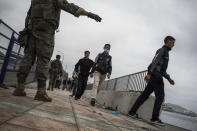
13;83;26;96
90;98;96;106
34;87;52;102
34;81;52;102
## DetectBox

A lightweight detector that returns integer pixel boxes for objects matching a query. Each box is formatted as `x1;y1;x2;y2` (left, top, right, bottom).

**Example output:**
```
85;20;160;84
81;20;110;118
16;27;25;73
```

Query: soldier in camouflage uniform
13;0;102;102
47;55;63;91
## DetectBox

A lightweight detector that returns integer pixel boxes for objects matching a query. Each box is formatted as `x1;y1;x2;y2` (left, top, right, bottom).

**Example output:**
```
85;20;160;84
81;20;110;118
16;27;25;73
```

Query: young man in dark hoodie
74;51;94;100
128;36;175;124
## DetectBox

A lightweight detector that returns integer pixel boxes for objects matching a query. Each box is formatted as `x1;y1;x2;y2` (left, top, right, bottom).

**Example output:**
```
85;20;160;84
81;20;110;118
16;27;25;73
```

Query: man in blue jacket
90;44;112;106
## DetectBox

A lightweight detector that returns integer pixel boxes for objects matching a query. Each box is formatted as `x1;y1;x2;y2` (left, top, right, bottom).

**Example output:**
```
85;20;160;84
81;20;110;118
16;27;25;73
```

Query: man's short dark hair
164;36;175;43
84;50;90;54
56;55;61;59
104;44;111;48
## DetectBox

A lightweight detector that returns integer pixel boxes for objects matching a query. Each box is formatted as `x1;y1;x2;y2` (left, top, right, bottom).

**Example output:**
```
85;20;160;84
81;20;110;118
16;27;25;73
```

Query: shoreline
162;109;197;118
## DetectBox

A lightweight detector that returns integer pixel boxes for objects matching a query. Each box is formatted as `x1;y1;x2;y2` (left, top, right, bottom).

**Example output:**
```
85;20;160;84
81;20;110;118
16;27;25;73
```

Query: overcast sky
0;0;197;112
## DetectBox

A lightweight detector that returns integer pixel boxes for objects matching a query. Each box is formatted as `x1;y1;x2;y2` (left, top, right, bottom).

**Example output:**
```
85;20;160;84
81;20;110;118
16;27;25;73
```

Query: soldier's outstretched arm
57;0;102;22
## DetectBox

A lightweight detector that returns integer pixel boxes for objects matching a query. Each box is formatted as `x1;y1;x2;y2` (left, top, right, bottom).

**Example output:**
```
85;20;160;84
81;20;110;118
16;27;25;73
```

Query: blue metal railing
0;32;16;84
0;19;19;35
0;19;24;85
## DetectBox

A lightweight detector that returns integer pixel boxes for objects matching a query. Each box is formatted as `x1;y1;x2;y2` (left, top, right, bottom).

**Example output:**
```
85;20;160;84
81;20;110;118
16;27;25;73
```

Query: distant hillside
162;103;197;117
165;103;186;110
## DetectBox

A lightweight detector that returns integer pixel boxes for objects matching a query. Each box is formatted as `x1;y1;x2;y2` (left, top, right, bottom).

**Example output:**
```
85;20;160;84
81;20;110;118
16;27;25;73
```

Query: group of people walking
70;44;112;106
12;0;176;125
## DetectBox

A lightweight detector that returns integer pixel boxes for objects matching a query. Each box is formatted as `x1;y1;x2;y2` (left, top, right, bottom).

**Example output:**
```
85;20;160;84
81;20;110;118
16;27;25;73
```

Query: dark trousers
55;80;61;89
75;75;88;99
71;79;78;96
62;80;67;90
129;74;164;120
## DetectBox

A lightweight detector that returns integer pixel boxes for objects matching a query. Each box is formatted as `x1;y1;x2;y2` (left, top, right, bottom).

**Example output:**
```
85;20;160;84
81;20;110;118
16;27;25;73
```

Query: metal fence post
0;32;15;85
126;75;131;91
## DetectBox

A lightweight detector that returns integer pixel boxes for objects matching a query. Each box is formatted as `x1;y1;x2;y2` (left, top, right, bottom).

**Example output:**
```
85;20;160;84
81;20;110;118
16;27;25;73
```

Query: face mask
104;49;110;54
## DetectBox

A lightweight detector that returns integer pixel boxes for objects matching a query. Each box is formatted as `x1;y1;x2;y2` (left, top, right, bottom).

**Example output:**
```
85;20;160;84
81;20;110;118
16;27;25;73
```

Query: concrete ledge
97;90;115;108
4;72;36;86
96;90;155;121
83;89;189;131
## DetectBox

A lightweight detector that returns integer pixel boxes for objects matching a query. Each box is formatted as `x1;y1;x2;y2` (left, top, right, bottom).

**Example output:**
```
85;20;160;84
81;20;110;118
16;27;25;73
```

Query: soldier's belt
31;8;44;18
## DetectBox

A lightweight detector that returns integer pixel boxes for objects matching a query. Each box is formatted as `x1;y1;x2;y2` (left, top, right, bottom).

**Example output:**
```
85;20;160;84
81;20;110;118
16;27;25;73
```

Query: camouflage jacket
26;0;85;29
49;59;63;75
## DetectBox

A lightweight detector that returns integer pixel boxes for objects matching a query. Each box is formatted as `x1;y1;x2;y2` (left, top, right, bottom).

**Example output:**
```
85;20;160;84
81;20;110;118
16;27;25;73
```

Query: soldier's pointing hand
168;78;175;85
88;12;102;22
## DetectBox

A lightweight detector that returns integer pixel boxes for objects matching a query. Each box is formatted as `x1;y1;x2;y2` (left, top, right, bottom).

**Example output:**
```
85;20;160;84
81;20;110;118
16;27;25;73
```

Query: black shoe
75;97;79;100
150;118;165;125
90;98;96;106
128;112;139;119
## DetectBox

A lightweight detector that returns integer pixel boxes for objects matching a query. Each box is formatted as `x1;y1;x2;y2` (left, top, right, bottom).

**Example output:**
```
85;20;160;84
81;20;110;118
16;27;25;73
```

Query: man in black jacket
90;44;112;106
74;51;94;100
128;36;175;124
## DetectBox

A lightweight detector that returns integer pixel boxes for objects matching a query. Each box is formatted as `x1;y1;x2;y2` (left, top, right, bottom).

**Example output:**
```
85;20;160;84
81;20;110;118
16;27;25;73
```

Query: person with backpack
90;44;112;106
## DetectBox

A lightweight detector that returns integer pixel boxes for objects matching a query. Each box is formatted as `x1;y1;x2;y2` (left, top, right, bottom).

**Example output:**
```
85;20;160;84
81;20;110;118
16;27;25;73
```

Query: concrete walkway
0;88;161;131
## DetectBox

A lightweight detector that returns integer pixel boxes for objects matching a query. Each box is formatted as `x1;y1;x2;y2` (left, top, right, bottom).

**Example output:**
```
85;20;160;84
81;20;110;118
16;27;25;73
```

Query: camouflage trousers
49;71;58;89
17;20;55;87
